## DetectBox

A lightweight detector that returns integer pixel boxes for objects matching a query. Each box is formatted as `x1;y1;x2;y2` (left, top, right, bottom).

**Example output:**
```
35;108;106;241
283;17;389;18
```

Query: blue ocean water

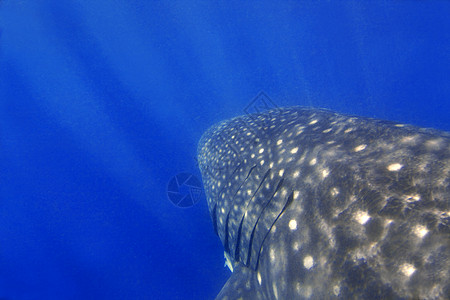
0;1;449;299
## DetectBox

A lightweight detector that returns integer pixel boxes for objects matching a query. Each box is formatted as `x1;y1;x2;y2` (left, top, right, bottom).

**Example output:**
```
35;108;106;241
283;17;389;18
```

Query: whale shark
197;107;449;299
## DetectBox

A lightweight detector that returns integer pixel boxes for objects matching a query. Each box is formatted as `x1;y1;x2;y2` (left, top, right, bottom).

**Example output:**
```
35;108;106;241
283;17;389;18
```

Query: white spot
277;139;283;145
251;153;255;158
413;224;428;238
355;211;371;225
293;190;300;200
395;124;405;128
323;128;332;133
405;194;420;202
260;160;265;166
425;138;443;150
330;187;339;196
257;272;262;285
259;148;264;154
293;171;300;178
303;255;314;269
247;189;252;195
303;286;312;298
290;147;299;154
322;169;329;178
245;280;251;289
293;242;300;251
400;263;416;277
273;283;279;299
269;162;274;168
344;128;353;133
333;285;340;296
309;158;317;166
401;136;417;144
270;248;276;262
309;119;318;125
279;169;285;177
354;144;367;152
387;163;403;172
289;219;298;231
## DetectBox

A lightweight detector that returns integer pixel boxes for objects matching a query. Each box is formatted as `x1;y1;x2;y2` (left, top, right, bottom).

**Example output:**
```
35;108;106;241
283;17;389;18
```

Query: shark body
197;107;449;299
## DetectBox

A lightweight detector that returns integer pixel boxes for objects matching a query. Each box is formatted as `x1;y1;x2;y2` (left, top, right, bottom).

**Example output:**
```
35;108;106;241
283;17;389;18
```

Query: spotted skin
197;107;450;299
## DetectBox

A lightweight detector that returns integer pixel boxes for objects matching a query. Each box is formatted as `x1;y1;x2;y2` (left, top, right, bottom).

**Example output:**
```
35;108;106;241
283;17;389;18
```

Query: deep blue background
1;1;449;299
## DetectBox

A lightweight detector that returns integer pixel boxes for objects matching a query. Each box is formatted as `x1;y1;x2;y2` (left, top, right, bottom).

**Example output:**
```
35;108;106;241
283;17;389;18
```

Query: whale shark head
197;107;450;299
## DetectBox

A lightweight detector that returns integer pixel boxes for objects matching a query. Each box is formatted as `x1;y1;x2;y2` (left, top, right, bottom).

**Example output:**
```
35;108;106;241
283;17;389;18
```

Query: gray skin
197;107;450;300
